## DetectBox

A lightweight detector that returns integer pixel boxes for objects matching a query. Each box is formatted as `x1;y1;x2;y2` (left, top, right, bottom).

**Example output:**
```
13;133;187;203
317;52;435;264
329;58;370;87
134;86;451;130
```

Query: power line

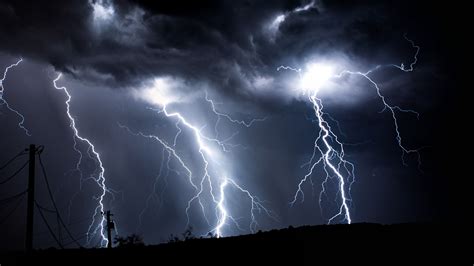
34;217;91;237
37;151;84;248
41;234;88;247
1;146;89;249
0;193;26;224
63;234;88;247
35;201;64;244
35;200;64;249
35;201;56;213
0;149;26;170
0;159;29;185
41;233;90;248
0;189;27;205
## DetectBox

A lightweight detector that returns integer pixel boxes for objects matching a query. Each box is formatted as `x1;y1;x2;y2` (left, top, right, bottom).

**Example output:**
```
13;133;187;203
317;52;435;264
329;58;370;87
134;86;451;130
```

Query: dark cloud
0;0;453;100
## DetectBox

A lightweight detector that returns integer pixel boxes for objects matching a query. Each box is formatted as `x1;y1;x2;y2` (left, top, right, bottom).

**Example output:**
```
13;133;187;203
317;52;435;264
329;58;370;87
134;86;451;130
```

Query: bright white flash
300;63;334;91
134;77;184;107
90;0;115;22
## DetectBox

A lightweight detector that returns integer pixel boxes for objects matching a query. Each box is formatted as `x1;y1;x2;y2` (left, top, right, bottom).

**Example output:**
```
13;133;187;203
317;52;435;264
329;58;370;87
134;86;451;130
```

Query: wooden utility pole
25;144;36;251
105;210;114;248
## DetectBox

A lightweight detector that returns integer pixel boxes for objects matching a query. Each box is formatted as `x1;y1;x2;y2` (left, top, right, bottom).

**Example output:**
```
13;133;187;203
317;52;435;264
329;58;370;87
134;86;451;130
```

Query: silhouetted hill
2;223;468;265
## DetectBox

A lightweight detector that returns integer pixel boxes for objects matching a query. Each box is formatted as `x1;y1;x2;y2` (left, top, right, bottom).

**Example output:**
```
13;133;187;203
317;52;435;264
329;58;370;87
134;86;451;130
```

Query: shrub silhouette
182;226;195;240
114;234;145;248
168;226;197;243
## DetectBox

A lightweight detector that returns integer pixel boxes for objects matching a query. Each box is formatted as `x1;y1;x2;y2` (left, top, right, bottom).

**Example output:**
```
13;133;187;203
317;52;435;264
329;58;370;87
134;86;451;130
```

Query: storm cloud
0;0;449;100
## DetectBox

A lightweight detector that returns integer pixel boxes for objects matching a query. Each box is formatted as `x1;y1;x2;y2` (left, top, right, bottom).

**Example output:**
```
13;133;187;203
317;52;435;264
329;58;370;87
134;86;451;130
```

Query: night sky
0;0;465;250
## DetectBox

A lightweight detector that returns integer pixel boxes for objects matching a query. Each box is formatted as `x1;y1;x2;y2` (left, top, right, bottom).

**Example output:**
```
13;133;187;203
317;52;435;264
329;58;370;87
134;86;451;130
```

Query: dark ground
1;223;469;265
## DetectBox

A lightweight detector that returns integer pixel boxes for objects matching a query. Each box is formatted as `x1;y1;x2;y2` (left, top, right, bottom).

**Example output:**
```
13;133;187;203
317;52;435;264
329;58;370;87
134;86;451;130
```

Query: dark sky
0;0;465;250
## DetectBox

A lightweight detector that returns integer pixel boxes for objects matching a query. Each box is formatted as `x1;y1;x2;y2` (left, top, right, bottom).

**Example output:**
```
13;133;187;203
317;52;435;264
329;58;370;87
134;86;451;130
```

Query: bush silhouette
114;234;145;248
168;226;197;243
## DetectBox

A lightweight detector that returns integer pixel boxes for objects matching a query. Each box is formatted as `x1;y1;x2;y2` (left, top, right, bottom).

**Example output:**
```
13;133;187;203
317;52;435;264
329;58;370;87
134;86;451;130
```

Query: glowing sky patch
90;0;115;22
134;77;184;107
300;63;334;91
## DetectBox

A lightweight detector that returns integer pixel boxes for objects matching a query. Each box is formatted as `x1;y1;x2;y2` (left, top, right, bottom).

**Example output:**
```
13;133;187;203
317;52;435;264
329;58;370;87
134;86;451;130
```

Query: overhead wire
35;200;64;249
0;189;27;205
0;159;29;185
0;193;26;224
0;149;27;170
37;149;83;248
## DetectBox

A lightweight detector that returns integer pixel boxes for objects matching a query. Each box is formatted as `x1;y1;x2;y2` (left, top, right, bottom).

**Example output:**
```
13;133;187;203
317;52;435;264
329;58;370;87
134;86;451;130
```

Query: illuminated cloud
300;63;334;92
265;0;318;41
253;76;274;91
90;0;115;23
133;77;191;107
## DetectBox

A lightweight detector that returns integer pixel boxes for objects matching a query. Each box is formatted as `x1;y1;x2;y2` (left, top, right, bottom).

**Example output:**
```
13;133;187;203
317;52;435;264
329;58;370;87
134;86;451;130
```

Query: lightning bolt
280;35;421;224
122;92;273;238
205;92;267;139
162;97;273;237
0;58;30;136
117;123;196;232
335;34;422;167
53;73;110;246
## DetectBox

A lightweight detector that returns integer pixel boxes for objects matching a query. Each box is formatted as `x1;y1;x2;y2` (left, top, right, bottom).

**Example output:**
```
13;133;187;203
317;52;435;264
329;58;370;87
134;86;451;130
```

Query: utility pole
105;210;114;248
25;144;36;251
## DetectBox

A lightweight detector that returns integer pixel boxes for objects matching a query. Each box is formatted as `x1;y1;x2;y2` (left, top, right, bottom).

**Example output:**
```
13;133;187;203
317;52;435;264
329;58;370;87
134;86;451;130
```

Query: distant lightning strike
0;58;30;136
123;92;272;237
280;35;421;224
53;74;110;246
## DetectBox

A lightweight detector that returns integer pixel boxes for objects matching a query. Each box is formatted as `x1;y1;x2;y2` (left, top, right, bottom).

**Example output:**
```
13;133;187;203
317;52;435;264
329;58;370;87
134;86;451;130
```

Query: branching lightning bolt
336;34;422;167
122;92;273;238
117;123;196;232
53;73;110;246
279;35;421;224
205;92;267;130
0;58;30;136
